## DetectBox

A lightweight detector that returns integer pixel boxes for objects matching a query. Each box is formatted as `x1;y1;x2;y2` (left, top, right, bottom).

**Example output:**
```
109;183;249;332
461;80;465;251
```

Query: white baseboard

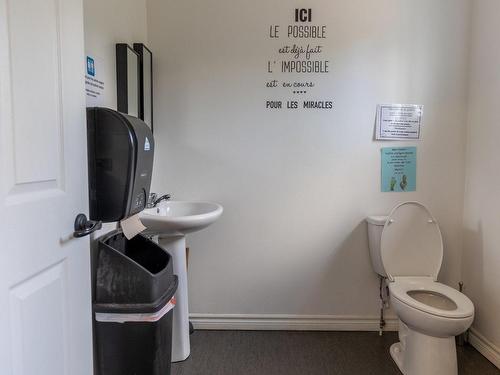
469;328;500;369
190;313;399;332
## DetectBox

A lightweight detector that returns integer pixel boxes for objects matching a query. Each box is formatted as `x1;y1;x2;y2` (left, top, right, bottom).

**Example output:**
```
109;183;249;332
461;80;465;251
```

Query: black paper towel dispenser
87;107;154;223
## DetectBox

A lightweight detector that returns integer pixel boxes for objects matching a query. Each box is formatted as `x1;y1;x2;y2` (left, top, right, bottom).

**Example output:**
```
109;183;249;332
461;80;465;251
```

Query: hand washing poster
85;55;105;107
381;147;416;192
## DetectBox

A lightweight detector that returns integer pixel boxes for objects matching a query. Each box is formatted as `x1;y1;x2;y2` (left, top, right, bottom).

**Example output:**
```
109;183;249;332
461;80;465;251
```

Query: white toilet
367;201;474;375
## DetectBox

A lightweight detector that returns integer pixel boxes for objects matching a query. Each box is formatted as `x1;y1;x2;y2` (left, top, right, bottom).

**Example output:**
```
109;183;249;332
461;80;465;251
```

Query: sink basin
139;201;223;236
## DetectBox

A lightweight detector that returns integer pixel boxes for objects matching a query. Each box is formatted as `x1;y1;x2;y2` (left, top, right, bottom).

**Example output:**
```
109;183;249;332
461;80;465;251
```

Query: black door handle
73;213;102;238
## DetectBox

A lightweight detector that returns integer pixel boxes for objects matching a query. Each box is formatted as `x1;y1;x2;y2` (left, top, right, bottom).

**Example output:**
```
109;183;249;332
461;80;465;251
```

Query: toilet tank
366;216;388;277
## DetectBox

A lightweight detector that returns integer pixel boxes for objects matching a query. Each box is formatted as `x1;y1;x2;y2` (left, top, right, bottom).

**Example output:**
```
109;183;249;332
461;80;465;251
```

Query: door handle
73;213;102;238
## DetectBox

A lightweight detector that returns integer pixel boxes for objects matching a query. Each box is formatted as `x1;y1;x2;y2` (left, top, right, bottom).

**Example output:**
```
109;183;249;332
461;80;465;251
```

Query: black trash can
93;230;178;375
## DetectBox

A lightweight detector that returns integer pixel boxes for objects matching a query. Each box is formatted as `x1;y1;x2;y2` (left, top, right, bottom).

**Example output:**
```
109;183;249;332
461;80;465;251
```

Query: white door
0;0;93;374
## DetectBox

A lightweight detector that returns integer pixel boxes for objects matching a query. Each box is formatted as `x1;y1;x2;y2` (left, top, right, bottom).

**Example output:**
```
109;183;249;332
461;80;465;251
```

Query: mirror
116;44;139;117
133;43;153;131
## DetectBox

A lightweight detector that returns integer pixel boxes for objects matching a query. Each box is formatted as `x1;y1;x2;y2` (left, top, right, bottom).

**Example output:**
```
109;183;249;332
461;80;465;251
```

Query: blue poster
381;147;416;192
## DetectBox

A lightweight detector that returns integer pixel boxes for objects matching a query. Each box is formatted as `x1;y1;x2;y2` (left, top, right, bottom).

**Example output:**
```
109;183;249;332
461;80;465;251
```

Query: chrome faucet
147;193;171;208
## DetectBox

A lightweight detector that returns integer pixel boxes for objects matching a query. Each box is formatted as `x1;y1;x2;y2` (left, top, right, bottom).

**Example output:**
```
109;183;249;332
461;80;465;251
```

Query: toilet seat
390;277;474;319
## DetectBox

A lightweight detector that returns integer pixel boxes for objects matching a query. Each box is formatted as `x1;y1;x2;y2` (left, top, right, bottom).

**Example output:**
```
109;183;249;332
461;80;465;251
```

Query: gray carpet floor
172;331;500;375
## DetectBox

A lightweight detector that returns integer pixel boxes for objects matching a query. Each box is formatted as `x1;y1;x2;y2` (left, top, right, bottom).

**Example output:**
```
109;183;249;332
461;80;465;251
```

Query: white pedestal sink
139;201;223;362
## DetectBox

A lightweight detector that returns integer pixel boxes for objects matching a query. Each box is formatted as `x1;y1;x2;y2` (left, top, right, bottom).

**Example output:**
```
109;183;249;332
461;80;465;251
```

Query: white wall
83;0;148;109
462;0;500;366
146;0;471;320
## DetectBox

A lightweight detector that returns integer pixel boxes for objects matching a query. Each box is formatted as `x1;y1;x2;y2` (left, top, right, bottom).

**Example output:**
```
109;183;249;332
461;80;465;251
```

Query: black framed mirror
133;43;153;131
116;43;140;117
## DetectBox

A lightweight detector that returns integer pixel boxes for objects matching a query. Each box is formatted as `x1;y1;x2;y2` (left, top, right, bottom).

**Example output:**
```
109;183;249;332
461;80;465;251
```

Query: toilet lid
380;202;443;281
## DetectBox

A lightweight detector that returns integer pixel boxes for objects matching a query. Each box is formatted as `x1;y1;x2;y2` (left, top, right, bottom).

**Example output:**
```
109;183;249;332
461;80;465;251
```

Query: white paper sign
85;54;106;107
376;104;423;140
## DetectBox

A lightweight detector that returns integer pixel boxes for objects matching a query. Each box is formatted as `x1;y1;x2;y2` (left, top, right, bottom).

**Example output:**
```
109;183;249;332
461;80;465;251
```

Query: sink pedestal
139;200;223;363
157;235;190;362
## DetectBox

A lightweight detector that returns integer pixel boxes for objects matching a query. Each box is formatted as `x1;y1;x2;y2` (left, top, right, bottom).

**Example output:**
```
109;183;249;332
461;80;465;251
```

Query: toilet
367;201;474;375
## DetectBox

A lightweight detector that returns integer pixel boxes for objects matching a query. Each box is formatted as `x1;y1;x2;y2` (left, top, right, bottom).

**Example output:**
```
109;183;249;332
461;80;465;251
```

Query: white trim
190;314;399;332
469;328;500;369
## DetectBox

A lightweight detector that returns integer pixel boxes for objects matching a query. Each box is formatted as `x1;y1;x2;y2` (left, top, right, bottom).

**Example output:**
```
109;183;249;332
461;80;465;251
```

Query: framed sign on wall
116;43;140;117
133;43;153;131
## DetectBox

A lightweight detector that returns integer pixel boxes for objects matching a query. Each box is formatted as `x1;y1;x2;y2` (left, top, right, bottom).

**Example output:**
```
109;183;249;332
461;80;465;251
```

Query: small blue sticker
144;137;150;151
86;56;95;76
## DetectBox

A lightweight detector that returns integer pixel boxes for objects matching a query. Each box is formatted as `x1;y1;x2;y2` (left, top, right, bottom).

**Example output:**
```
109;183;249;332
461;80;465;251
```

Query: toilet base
390;322;458;375
390;342;405;372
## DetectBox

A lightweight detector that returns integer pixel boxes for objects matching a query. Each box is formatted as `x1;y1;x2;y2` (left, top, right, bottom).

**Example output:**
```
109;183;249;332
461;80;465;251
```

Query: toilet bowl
367;202;474;375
